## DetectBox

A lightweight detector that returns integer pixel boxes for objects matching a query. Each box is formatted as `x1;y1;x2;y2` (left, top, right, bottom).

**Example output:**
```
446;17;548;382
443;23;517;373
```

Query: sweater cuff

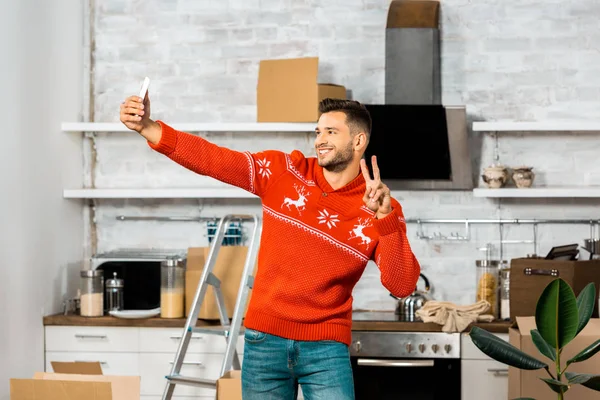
373;208;403;236
147;120;177;155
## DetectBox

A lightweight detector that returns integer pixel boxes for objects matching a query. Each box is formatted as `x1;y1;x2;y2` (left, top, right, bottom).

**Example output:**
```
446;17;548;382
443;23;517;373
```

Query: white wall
0;0;84;397
89;0;600;310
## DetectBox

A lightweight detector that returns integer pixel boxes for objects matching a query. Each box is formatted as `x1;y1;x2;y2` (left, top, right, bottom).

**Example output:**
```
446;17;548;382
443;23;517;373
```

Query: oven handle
357;359;435;367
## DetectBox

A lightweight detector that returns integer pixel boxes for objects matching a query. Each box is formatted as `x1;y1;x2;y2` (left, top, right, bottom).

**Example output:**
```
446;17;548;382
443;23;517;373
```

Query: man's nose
315;137;327;147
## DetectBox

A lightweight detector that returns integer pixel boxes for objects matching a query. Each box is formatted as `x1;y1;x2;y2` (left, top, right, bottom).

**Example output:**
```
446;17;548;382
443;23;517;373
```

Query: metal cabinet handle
487;368;509;376
74;334;107;339
169;336;203;340
357;359;434;367
169;361;205;368
75;360;107;365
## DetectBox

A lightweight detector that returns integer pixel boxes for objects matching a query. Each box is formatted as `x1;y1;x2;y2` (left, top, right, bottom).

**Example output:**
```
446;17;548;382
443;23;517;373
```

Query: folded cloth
415;300;495;333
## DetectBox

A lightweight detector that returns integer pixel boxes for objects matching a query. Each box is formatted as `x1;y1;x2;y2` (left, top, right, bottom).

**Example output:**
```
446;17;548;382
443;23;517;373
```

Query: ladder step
165;375;216;388
189;326;229;336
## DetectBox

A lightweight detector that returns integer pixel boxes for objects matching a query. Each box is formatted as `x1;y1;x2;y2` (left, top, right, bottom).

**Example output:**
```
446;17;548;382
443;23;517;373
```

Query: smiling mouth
318;148;333;156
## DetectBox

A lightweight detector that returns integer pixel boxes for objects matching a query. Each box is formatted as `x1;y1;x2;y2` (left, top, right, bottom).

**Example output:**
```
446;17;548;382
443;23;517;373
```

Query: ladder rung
165;375;216;388
189;326;229;336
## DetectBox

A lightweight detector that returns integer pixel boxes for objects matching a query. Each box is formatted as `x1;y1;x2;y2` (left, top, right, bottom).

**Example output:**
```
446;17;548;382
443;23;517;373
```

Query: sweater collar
315;163;366;194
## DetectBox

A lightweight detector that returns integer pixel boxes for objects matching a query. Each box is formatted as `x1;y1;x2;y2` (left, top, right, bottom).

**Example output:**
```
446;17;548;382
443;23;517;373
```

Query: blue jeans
241;328;355;400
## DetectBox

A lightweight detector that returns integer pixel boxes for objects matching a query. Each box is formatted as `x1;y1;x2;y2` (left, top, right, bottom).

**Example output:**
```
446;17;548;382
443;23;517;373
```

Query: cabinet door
45;326;139;352
461;359;508;400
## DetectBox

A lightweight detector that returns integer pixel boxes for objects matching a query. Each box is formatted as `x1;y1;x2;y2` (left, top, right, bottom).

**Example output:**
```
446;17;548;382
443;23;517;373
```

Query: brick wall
90;0;600;310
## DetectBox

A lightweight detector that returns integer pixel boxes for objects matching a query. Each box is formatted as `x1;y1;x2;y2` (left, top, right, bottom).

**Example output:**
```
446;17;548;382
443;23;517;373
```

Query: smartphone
138;76;150;100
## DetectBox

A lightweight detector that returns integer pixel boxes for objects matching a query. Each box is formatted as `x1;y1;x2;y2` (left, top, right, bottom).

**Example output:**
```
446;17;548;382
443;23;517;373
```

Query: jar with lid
475;259;501;319
105;272;124;312
80;270;104;317
161;257;186;318
499;263;511;320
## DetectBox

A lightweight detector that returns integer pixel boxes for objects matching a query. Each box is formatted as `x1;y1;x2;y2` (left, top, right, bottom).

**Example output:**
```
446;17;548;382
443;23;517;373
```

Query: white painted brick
89;0;600;308
254;27;279;41
483;38;532;52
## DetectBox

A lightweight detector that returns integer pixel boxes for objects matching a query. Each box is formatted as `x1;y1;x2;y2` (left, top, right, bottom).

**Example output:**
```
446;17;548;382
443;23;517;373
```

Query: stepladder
162;213;262;400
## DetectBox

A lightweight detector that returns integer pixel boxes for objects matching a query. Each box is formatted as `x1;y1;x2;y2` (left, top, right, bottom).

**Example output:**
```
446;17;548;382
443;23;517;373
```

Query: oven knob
405;343;412;353
353;341;362;353
431;344;439;353
444;344;452;353
418;344;426;353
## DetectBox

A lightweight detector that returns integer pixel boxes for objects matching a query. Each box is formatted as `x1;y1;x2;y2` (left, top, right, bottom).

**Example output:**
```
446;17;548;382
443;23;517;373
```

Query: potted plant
470;278;600;400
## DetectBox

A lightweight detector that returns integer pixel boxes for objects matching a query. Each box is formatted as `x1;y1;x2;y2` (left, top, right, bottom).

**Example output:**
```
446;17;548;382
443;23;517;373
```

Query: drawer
45;351;140;376
45;326;139;352
139;353;244;397
141;397;213;400
461;332;508;360
140;327;245;355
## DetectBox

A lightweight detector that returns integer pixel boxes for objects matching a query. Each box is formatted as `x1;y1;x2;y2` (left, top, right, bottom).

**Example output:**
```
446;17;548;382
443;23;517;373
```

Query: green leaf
535;278;579;349
565;372;600;391
470;326;547;370
531;329;556;361
540;378;569;394
567;339;600;366
576;283;596;334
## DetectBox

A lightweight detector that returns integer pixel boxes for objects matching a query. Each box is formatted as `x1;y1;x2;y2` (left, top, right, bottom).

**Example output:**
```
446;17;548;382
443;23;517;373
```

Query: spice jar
161;257;186;318
475;260;500;319
80;270;104;317
105;272;124;312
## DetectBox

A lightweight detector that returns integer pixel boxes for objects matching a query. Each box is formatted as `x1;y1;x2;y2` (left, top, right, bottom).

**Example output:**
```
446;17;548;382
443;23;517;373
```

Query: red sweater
149;121;421;345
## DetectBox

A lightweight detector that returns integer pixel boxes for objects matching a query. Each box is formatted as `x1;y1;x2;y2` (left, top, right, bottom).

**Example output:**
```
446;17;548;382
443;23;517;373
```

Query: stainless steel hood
366;0;473;190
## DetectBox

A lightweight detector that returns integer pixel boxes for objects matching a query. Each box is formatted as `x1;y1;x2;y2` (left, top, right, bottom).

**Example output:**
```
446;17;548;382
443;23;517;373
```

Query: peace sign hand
360;155;392;219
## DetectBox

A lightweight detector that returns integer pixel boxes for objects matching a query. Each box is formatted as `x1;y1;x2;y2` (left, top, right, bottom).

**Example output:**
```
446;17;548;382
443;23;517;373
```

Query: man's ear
354;132;367;151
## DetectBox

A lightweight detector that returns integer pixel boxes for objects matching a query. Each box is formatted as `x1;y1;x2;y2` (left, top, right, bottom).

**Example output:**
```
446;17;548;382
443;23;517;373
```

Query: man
120;94;421;399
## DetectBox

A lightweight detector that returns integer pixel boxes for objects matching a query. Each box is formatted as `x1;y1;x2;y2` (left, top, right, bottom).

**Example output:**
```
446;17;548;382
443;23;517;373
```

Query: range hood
363;0;473;190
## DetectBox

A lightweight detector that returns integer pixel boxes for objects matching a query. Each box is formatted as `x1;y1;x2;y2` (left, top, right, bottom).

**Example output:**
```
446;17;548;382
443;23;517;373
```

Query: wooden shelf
473;187;600;198
61;122;316;133
472;121;600;132
63;188;258;199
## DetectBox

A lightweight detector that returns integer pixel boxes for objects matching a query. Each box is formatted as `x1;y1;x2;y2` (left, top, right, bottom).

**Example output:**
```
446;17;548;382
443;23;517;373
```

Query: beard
316;141;354;173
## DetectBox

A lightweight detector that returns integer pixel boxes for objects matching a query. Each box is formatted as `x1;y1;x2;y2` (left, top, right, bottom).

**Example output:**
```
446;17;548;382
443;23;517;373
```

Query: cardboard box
10;362;140;400
186;246;254;320
217;370;242;400
257;57;347;122
510;258;600;320
509;317;600;400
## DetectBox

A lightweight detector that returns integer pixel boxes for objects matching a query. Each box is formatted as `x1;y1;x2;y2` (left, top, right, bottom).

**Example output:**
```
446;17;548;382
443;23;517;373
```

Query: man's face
314;111;355;173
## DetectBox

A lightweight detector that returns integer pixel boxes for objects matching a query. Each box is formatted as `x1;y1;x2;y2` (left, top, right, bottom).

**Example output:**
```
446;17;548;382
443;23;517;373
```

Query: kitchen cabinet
460;333;509;400
44;325;245;399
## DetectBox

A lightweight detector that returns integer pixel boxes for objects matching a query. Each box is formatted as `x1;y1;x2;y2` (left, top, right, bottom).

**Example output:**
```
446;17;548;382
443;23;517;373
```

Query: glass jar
475;260;500;319
105;272;124;312
500;264;511;320
161;257;186;318
80;270;104;317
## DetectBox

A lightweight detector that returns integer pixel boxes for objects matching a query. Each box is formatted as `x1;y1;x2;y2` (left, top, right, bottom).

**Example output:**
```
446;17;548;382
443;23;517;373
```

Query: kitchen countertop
43;311;513;333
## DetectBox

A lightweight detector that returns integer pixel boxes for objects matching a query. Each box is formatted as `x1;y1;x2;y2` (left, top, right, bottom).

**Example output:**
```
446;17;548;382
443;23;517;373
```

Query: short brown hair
318;98;372;140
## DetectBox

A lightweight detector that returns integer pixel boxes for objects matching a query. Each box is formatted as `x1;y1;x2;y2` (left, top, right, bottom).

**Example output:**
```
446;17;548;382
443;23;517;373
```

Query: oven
350;331;461;400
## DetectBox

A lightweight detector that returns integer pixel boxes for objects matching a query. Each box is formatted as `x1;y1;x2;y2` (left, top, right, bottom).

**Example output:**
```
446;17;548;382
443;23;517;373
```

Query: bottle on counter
105;272;124;312
161;257;186;318
80;270;104;317
499;263;511;320
475;259;501;319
